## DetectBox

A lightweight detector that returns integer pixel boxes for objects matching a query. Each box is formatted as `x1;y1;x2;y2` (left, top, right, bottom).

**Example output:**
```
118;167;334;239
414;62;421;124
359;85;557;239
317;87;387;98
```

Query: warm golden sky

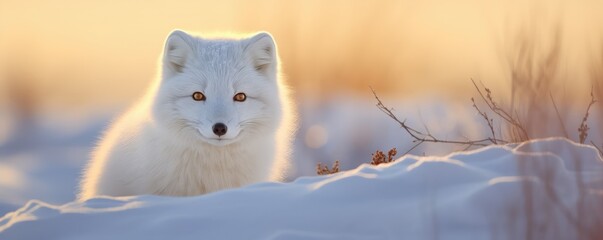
1;0;602;110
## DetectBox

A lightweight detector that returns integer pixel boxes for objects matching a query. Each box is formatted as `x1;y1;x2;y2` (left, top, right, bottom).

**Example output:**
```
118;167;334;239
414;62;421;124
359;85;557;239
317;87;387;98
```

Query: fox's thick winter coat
78;30;295;200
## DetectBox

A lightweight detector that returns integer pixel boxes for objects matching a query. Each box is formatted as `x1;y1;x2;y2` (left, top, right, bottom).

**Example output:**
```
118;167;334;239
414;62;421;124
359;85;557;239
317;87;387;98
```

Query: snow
0;110;107;212
1;138;601;239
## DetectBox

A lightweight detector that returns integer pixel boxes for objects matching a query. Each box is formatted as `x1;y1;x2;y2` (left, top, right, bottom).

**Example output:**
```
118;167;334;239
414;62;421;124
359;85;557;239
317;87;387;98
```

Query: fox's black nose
212;123;227;136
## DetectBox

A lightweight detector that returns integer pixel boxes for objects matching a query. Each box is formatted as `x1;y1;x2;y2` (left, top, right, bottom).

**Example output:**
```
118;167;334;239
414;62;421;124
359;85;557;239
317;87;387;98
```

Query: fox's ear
163;30;194;76
244;32;277;76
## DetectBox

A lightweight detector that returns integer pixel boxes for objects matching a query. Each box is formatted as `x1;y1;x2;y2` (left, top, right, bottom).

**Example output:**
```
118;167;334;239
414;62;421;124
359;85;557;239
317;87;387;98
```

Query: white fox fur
78;30;295;200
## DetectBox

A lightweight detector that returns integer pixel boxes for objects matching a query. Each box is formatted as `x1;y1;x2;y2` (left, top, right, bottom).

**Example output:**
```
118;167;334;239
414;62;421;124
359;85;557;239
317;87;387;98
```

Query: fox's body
79;30;295;200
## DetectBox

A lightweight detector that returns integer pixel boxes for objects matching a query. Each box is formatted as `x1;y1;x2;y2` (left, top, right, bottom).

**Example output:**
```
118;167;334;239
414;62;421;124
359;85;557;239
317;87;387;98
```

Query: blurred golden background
2;0;602;112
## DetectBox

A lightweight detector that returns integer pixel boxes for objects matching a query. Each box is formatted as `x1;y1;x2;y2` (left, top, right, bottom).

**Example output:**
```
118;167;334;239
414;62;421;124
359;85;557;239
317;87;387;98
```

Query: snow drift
1;138;602;240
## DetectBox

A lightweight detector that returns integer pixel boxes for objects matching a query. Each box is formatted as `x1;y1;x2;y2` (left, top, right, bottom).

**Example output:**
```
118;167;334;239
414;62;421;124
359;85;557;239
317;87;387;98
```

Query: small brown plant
371;148;398;165
315;148;399;176
316;160;340;175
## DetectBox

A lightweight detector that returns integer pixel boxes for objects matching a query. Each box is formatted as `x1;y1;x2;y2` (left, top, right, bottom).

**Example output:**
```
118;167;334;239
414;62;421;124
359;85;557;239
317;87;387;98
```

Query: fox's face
152;30;282;146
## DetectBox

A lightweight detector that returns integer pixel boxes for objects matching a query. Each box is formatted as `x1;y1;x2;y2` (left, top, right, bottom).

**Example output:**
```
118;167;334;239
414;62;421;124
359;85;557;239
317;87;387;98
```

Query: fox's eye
192;92;206;101
233;93;246;102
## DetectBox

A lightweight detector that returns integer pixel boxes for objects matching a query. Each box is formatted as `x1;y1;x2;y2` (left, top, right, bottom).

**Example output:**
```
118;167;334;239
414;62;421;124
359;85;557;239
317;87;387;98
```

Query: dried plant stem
471;79;529;141
590;141;603;157
549;92;570;139
472;97;498;144
578;87;597;144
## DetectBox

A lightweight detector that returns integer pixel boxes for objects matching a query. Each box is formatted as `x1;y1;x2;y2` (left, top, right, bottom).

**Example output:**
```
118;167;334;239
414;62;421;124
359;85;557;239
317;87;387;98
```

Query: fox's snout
212;123;228;136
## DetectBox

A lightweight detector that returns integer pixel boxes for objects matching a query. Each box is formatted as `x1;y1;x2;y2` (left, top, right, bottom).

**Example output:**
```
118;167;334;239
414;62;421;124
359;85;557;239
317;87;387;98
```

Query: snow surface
1;138;601;240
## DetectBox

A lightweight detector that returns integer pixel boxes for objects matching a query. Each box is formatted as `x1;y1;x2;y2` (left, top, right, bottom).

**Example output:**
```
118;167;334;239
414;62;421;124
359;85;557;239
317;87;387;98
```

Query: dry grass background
1;0;601;111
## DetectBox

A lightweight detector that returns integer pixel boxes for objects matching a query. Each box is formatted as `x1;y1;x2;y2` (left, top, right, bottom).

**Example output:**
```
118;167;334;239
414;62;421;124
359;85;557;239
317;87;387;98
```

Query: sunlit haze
1;0;602;111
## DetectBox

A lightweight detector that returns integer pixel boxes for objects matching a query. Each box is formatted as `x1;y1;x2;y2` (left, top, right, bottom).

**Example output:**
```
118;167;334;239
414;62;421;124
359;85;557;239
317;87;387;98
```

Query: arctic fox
78;30;295;200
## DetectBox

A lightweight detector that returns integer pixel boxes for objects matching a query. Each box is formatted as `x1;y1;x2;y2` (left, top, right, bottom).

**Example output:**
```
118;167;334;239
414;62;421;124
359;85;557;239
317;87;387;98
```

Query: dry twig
549;92;570;139
578;87;597;144
370;79;541;156
590;141;603;157
471;79;529;142
370;86;507;155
